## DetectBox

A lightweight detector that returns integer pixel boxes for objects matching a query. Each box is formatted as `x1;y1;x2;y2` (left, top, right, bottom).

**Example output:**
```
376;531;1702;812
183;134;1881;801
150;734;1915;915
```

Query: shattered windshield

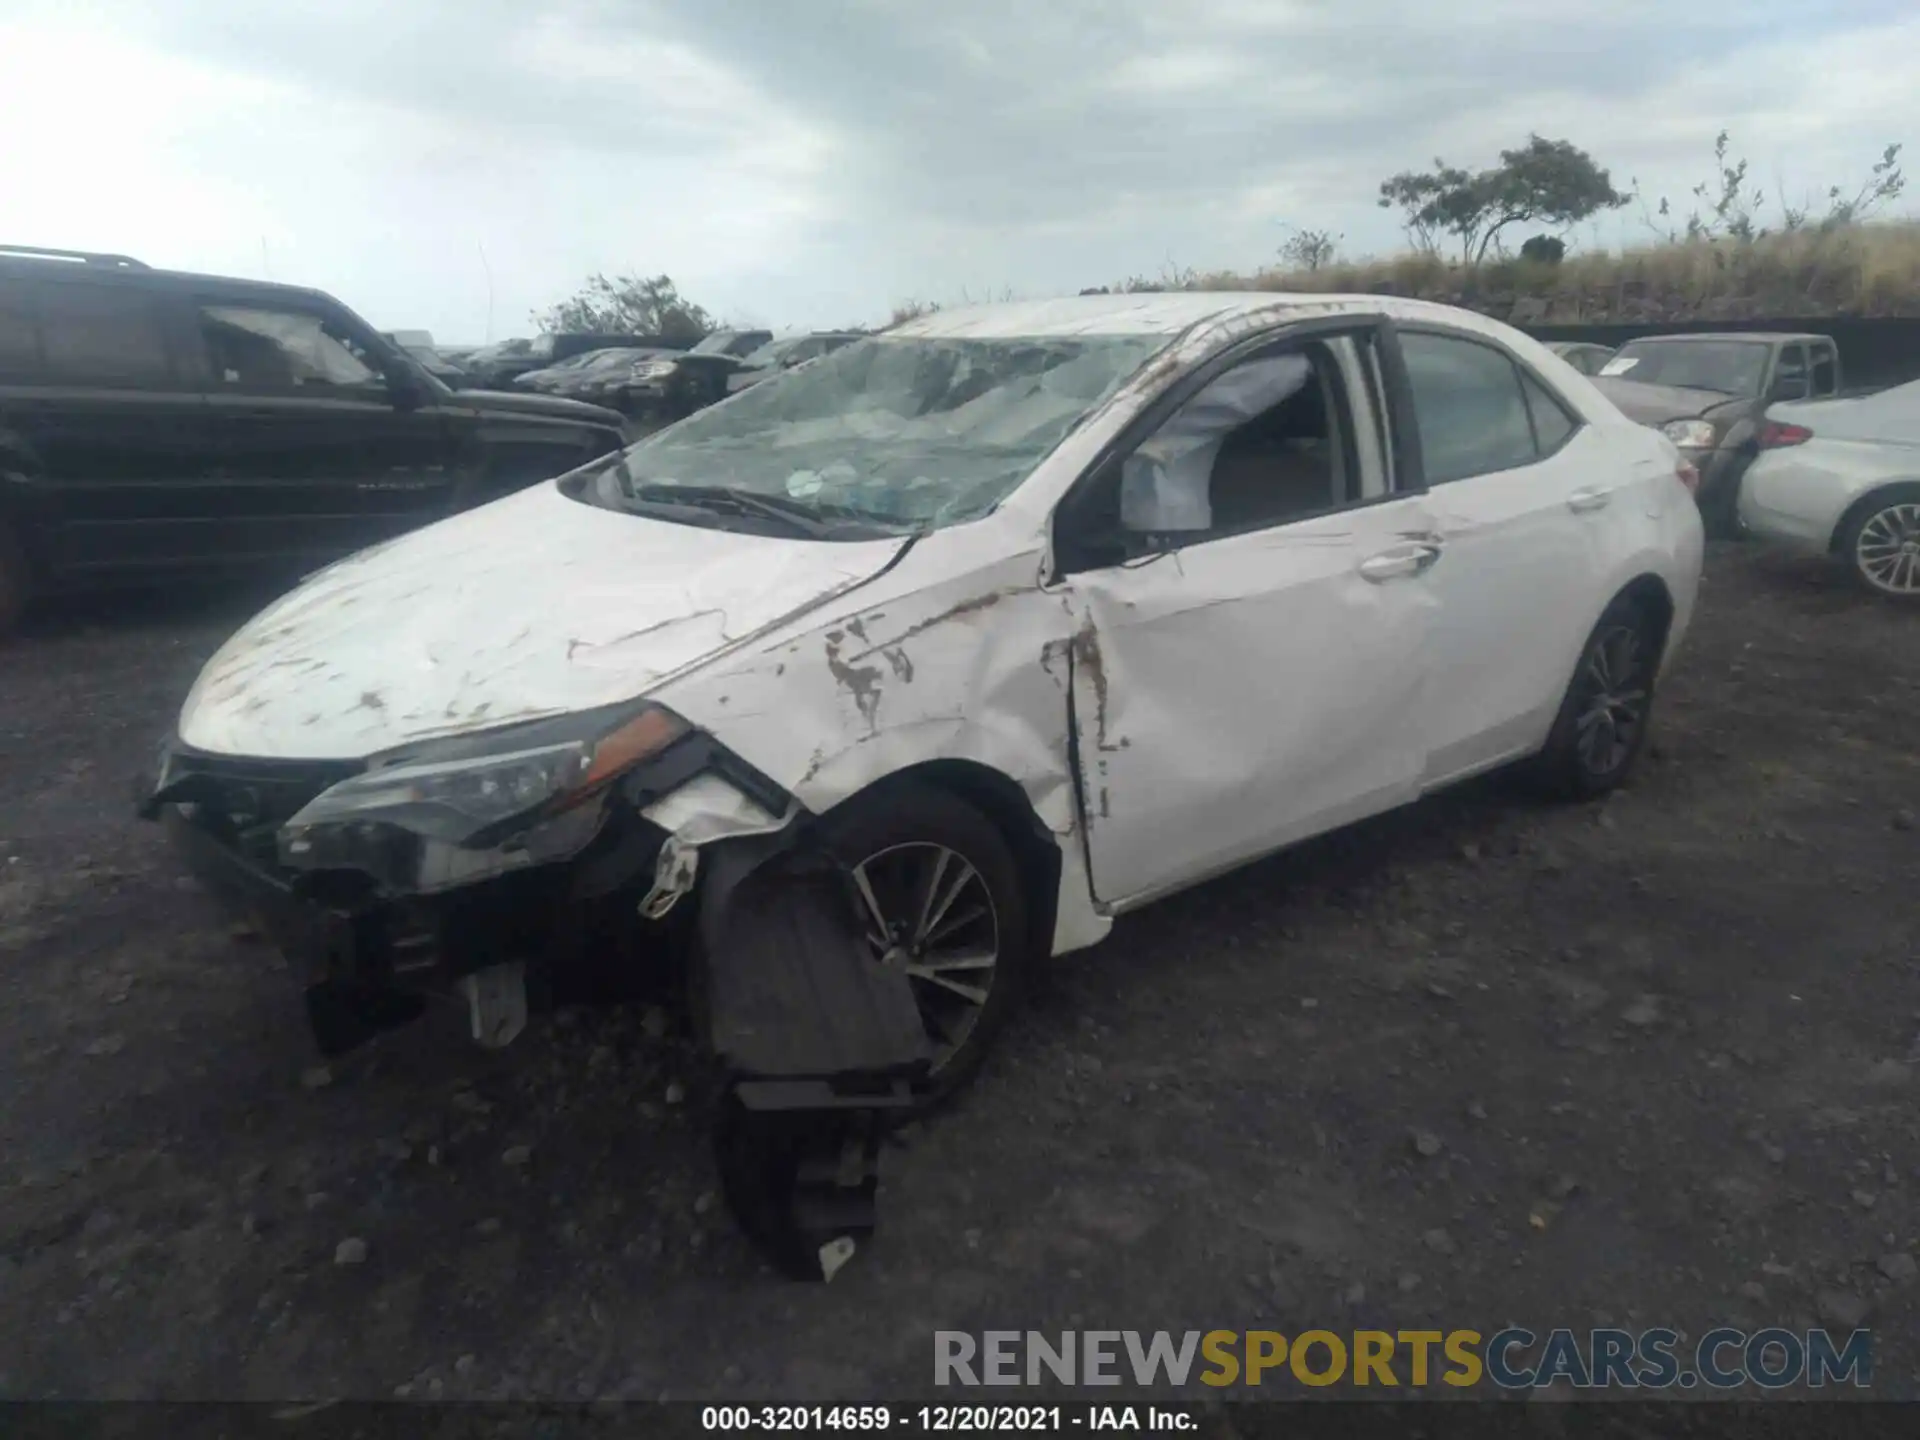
592;333;1168;529
1605;341;1769;396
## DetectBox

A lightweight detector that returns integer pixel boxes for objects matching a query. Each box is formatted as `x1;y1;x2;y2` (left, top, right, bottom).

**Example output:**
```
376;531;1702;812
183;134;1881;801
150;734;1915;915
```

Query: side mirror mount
1053;463;1159;575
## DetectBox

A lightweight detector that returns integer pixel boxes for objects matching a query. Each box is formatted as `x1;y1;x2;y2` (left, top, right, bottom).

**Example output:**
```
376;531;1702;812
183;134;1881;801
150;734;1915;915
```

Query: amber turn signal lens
574;707;690;797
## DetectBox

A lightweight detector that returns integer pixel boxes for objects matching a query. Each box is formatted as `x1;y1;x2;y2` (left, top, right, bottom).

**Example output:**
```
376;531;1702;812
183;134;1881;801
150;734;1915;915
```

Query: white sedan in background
144;292;1705;1102
1741;379;1920;599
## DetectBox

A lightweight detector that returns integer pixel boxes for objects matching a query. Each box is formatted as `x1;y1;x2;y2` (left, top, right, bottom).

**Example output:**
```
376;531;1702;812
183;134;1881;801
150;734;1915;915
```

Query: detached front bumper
140;729;936;1276
136;736;696;1048
163;804;361;987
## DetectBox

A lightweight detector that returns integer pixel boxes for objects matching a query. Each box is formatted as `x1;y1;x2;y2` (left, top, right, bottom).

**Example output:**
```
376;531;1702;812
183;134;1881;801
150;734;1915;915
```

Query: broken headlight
277;704;689;872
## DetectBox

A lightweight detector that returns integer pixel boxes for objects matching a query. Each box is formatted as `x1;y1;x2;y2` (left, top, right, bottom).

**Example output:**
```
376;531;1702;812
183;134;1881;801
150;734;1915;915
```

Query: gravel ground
1;542;1916;1402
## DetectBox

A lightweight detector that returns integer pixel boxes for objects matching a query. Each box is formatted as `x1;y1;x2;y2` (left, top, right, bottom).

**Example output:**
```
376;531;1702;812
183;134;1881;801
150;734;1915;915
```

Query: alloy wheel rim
1855;503;1920;595
1574;624;1649;777
850;842;1000;1073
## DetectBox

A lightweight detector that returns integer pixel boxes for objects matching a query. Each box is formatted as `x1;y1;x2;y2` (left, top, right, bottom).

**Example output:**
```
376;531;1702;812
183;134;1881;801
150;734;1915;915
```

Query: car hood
176;481;913;761
1593;377;1749;426
457;387;624;427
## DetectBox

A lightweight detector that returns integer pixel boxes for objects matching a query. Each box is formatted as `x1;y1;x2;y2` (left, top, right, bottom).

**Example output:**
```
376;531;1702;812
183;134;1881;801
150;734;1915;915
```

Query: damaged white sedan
141;293;1701;1251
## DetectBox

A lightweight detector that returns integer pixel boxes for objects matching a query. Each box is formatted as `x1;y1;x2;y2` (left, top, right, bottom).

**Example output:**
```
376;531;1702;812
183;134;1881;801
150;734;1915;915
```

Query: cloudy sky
3;0;1914;342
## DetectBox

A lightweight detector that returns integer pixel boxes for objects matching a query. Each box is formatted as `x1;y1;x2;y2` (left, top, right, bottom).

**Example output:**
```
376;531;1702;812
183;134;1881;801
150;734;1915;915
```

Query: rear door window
1398;332;1539;483
1520;370;1579;455
36;282;177;385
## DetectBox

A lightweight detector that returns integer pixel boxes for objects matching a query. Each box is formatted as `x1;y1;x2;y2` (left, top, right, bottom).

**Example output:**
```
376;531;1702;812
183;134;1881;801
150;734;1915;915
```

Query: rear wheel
1526;594;1665;801
817;782;1030;1104
1838;484;1920;601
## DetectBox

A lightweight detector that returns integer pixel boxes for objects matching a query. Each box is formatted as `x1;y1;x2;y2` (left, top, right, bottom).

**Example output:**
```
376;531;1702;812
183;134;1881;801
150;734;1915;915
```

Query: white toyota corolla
142;291;1704;1101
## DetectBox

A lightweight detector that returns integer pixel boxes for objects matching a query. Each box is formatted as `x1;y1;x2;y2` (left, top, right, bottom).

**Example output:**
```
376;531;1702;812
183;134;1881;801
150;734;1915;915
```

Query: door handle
1359;542;1442;582
1567;487;1611;513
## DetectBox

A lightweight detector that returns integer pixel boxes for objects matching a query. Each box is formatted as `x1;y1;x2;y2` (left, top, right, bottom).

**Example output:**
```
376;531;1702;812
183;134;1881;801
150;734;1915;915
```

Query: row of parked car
1548;332;1919;599
508;330;870;418
384;326;870;422
1;241;1914;642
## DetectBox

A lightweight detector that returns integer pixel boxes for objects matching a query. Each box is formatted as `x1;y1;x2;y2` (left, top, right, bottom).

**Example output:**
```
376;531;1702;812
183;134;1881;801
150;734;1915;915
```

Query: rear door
190;293;456;563
0;272;218;578
1392;326;1621;782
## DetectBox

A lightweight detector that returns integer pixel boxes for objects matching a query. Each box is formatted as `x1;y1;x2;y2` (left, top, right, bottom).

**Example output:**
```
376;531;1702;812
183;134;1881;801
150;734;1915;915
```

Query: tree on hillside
534;273;711;338
1635;133;1906;243
1520;234;1566;265
1279;225;1342;272
1379;135;1628;268
1820;143;1906;228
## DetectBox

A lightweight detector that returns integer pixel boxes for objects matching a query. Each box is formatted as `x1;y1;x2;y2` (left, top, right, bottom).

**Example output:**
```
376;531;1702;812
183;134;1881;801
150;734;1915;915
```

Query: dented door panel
653;537;1115;955
1065;499;1440;909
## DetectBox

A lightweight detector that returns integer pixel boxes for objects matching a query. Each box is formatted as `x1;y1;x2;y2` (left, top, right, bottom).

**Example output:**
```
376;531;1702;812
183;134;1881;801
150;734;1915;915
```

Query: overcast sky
3;0;1914;342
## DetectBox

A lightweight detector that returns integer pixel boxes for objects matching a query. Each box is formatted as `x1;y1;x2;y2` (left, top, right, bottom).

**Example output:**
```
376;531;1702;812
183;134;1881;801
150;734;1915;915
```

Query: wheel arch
1612;571;1676;659
1827;478;1920;555
813;758;1063;970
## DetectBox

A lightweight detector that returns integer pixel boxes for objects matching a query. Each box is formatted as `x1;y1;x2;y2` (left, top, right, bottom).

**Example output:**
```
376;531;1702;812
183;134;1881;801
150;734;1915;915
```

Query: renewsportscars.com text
934;1327;1872;1390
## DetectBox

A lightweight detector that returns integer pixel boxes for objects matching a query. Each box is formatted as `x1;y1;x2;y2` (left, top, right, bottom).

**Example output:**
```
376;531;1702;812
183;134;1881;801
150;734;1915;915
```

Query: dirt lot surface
1;543;1917;1403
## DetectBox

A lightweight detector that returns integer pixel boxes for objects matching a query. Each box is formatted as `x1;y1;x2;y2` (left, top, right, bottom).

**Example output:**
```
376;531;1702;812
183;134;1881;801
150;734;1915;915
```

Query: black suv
0;246;630;633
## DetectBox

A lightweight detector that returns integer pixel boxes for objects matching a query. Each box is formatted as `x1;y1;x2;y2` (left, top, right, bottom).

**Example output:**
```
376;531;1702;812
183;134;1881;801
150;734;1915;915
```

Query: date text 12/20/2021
701;1406;1192;1432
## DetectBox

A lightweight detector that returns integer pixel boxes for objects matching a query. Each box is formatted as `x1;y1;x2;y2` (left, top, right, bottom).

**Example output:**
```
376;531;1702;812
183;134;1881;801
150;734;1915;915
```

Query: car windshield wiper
620;482;912;538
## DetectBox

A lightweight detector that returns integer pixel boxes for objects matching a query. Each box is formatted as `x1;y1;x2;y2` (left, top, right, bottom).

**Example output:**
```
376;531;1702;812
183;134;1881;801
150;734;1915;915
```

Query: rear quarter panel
1741;440;1913;551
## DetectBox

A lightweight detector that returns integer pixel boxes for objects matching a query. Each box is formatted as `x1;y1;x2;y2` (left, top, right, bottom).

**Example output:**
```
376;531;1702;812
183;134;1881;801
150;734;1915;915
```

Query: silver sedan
1740;379;1920;600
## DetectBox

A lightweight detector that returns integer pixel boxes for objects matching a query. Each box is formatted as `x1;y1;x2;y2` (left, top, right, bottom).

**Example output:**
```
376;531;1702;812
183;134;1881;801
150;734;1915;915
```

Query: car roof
1620;331;1831;345
890;291;1512;340
0;254;344;311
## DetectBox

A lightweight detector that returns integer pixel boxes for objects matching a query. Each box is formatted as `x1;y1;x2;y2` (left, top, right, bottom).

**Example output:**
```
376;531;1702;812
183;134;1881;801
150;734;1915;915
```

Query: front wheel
1838;484;1920;601
1525;594;1664;801
817;782;1030;1104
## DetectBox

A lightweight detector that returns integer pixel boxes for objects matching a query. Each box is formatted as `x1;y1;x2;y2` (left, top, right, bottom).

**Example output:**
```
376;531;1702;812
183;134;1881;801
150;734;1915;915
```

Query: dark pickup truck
1592;331;1841;535
0;246;628;633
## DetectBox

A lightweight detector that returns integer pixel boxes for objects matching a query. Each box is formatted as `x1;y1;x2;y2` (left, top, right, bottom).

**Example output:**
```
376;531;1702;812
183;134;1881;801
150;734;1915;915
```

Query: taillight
1675;458;1700;495
1759;421;1813;449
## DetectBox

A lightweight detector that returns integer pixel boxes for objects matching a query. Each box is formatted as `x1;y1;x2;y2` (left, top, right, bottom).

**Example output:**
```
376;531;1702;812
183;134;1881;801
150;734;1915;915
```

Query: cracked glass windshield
590;333;1169;530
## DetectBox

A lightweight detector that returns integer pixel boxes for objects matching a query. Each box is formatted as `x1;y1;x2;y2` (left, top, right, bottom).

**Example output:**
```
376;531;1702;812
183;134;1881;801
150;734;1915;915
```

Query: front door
1052;325;1440;908
190;296;454;565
